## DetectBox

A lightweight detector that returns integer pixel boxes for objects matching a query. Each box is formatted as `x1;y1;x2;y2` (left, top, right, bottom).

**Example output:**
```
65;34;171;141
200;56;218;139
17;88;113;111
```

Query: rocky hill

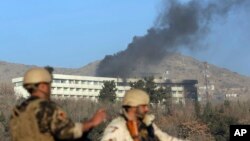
1;53;250;98
0;61;99;83
125;53;250;88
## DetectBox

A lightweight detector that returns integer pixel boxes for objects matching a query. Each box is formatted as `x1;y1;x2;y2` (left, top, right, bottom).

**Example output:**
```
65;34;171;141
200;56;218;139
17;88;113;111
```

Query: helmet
122;89;150;107
23;67;52;85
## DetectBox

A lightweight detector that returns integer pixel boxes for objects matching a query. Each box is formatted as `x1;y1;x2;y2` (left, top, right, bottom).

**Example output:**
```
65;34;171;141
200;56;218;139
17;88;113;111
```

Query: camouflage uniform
101;115;186;141
101;89;187;141
9;96;83;141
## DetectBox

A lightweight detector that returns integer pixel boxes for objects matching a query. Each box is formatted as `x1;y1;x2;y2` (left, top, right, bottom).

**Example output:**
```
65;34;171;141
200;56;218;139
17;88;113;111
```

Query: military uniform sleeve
101;118;129;141
101;124;121;141
153;124;188;141
36;101;83;139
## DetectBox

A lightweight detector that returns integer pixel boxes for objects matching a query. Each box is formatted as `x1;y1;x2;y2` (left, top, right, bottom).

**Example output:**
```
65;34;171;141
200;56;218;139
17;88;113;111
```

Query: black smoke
96;0;247;78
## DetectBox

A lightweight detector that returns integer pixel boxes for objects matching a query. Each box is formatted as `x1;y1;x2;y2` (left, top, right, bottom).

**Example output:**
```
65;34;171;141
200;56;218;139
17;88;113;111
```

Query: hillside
0;61;99;83
125;53;250;88
1;53;250;98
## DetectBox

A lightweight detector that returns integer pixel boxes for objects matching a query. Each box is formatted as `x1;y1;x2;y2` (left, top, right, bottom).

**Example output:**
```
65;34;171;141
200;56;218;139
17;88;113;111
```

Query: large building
12;74;198;104
12;74;137;100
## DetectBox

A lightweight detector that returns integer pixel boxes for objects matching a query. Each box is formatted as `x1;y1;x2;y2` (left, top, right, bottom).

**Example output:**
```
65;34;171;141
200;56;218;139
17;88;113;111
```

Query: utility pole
204;62;209;103
163;70;169;80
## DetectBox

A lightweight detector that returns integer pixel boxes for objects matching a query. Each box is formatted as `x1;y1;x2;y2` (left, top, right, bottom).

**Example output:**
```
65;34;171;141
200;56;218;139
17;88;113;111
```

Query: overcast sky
0;0;249;76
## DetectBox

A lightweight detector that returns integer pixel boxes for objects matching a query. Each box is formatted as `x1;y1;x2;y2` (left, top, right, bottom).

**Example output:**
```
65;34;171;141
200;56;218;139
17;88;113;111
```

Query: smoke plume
96;0;247;78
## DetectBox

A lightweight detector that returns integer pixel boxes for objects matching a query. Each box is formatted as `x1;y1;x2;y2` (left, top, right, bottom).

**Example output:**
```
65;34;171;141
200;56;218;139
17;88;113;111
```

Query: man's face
136;104;149;119
38;82;51;99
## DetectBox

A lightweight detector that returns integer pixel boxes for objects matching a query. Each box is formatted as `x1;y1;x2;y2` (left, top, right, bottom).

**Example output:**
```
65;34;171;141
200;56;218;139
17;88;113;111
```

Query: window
15;82;22;86
172;91;177;94
53;79;61;83
178;91;183;94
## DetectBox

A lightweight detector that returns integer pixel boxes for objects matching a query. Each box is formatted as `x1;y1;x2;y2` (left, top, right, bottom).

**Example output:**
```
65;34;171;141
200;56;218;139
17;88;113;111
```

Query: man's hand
90;108;107;127
82;108;107;132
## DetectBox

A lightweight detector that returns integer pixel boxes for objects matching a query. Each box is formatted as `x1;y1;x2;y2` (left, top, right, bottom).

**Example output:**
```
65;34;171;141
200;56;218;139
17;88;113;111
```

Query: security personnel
9;67;106;141
101;89;187;141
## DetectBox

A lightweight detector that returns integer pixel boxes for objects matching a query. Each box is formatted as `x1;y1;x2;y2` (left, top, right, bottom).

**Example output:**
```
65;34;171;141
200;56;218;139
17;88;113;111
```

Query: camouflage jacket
9;96;83;141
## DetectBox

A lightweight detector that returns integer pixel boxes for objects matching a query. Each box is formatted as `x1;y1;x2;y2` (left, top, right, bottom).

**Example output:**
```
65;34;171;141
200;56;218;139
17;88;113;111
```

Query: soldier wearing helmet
101;89;187;141
9;67;106;141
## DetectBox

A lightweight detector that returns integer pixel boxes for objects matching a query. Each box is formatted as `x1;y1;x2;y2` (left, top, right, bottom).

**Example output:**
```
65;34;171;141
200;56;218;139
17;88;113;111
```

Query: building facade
12;74;198;103
155;79;198;104
12;74;137;100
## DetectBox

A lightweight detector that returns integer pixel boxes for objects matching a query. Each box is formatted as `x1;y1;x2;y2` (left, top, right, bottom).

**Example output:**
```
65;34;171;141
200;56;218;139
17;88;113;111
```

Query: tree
99;81;117;102
155;86;173;114
44;66;54;74
130;77;157;102
144;77;158;103
0;111;5;123
129;79;145;89
129;77;171;104
194;100;201;118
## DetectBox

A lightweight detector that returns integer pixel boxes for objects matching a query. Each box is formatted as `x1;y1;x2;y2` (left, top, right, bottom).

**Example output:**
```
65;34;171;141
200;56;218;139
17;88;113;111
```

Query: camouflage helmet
23;67;52;85
122;89;150;107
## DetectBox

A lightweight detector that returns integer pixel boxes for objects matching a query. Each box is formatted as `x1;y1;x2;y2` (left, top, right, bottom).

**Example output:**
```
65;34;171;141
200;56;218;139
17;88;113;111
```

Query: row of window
14;80;131;88
51;94;123;101
52;87;99;92
51;94;98;99
172;91;183;94
51;87;125;93
53;79;104;85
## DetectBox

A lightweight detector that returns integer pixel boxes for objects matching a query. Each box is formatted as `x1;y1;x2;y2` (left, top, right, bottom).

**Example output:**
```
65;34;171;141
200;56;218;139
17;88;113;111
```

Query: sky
0;0;249;76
